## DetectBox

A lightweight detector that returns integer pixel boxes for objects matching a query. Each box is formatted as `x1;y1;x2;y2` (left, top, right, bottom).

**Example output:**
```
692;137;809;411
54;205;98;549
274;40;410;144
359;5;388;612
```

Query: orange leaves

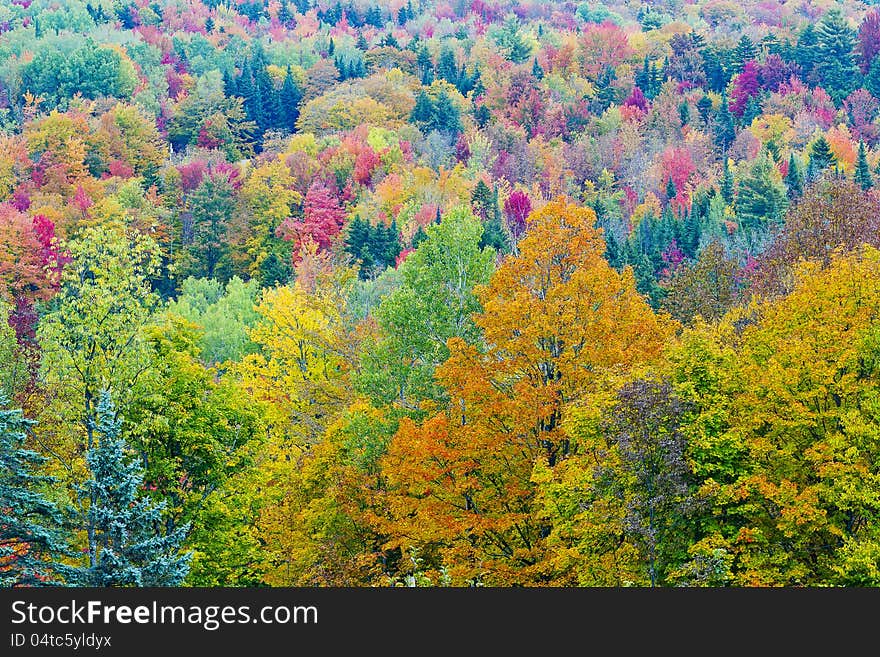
380;198;675;584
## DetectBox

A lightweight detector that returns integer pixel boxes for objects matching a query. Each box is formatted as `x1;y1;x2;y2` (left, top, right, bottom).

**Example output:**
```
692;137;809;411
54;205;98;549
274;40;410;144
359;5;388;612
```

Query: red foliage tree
276;178;347;262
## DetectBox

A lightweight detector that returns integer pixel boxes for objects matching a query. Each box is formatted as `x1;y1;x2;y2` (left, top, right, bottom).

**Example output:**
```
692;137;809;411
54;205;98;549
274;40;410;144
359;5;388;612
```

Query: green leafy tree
355;206;495;410
167;276;261;366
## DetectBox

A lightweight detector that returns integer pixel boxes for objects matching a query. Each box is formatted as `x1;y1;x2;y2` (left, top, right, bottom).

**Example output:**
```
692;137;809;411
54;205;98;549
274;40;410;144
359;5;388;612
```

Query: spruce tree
410;90;435;130
809;135;836;175
796;23;820;81
696;94;712;125
855;140;874;189
0;398;74;586
736;153;789;234
280;65;303;130
815;8;861;105
715;90;736;151
434;90;461;134
665;177;678;203
78;391;191;586
721;157;735;204
416;45;434;84
785;152;804;199
867;56;880;99
532;57;544;80
731;35;757;73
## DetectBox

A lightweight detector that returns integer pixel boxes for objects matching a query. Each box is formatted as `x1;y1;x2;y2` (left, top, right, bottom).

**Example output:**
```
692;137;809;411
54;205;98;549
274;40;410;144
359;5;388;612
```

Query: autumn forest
2;0;880;588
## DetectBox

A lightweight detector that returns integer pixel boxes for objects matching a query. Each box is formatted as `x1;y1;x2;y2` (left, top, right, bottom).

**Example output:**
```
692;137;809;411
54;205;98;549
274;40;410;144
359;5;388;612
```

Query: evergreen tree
867;56;880;98
742;94;763;126
280;65;303;131
416;45;434;85
696;94;712;125
364;5;383;28
665;177;678;203
410;90;435;130
437;47;459;87
796;23;820;81
495;16;532;64
411;225;428;249
0;398;74;586
479;213;509;254
855;140;874;189
471;179;497;221
532;57;544;80
715;90;736;151
785;152;804;199
731;35;757;73
434;90;461;134
809;135;837;174
593;65;618;113
77;391;191;586
815;8;861;105
736;153;788;235
721;157;735;204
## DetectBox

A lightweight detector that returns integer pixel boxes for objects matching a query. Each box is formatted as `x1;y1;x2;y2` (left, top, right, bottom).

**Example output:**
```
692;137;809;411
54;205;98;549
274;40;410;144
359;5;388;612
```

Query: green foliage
735;153;788;238
21;38;136;109
168;276;260;366
355;206;494;409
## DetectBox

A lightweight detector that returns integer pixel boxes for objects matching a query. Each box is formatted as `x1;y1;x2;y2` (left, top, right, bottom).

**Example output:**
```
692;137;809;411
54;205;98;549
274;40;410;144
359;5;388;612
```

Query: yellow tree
381;199;675;585
721;247;880;585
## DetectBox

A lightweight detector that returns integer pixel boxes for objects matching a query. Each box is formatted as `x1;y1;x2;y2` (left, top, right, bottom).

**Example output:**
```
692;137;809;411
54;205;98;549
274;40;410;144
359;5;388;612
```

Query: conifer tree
815;8;861;105
77;391;191;586
785;152;804;199
810;135;837;176
721;157;735;204
280;65;303;130
0;398;74;586
715;91;736;151
855;140;874;189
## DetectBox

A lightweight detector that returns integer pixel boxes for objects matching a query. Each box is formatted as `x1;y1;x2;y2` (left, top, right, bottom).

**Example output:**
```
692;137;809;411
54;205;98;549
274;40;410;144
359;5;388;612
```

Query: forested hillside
3;0;880;587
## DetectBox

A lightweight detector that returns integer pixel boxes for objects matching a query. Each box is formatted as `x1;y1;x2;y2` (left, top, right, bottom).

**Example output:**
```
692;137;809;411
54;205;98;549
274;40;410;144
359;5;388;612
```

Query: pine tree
532;57;544;80
796;23;820;81
736;153;789;235
721;157;735;204
0;398;74;586
785;152;804;199
815;8;861;105
809;135;837;174
855;140;874;189
715;90;736;151
280;65;303;130
78;391;191;586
